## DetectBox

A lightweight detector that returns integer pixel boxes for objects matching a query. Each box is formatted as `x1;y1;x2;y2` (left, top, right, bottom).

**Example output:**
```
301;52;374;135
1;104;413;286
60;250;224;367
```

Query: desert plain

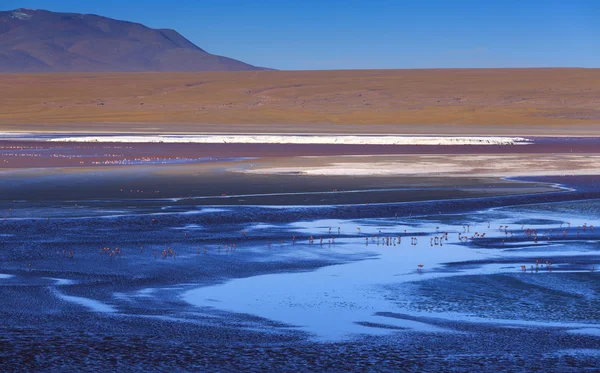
1;68;600;134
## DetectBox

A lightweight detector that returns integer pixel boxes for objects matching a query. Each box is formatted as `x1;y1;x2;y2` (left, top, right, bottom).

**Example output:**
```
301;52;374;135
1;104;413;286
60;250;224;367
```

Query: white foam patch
47;135;531;146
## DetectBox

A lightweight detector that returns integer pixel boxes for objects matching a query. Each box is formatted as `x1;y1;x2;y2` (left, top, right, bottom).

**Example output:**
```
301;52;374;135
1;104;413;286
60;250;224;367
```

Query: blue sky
2;0;598;69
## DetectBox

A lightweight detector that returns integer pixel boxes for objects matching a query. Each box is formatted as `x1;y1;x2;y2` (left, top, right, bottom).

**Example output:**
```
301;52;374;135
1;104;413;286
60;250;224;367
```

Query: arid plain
1;68;600;134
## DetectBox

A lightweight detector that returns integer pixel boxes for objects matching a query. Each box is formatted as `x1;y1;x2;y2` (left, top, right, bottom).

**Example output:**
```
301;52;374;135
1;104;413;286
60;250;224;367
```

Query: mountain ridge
0;8;268;72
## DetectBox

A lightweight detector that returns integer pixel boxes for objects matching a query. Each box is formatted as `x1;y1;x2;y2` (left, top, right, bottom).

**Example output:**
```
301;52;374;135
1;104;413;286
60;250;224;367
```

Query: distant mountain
0;8;268;72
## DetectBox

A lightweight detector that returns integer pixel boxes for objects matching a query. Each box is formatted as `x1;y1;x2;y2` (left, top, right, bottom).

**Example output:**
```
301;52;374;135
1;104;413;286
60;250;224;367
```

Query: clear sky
1;0;598;70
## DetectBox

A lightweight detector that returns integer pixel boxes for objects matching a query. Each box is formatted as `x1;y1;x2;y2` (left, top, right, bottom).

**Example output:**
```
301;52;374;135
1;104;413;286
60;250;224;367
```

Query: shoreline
1;135;599;205
2;137;600;169
45;134;531;146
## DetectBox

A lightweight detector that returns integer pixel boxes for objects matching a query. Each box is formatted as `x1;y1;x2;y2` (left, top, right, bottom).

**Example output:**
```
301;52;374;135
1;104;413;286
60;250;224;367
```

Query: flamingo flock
6;207;598;275
83;216;599;274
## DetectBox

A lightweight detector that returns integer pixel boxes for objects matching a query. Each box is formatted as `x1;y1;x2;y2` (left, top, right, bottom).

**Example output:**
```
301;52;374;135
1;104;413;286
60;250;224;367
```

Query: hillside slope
0;8;265;72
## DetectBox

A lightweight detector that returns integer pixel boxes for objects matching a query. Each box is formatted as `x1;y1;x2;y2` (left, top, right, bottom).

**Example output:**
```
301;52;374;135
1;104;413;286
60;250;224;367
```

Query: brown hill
1;68;599;135
0;8;266;72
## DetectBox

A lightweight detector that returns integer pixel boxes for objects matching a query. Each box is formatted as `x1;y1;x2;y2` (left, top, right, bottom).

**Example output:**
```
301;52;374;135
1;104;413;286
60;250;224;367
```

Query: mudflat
2;136;599;204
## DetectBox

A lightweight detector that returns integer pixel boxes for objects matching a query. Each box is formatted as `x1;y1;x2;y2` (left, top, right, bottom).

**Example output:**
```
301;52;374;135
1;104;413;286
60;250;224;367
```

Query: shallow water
181;203;600;340
1;175;600;370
